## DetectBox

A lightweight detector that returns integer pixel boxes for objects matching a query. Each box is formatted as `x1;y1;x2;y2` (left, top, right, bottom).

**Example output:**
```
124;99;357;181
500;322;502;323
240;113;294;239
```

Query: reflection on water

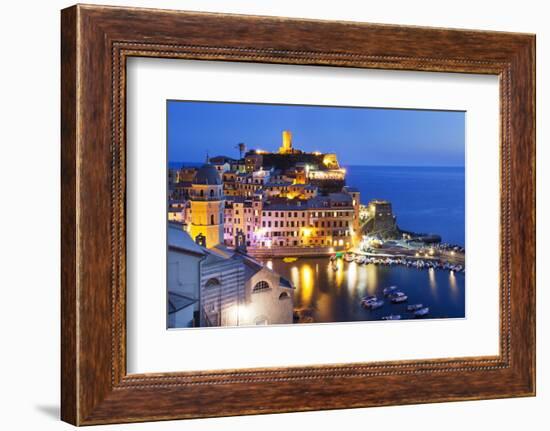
266;257;465;323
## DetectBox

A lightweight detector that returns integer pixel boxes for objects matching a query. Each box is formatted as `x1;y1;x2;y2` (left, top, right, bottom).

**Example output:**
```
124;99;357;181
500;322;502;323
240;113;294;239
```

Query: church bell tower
189;163;224;248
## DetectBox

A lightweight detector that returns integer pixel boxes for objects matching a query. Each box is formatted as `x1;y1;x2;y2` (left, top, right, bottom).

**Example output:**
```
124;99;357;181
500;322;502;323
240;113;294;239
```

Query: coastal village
167;131;465;328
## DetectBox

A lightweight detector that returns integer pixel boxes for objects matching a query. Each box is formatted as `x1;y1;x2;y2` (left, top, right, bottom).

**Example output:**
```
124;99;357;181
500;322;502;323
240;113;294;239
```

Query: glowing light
449;270;457;292
290;266;300;289
365;264;378;295
266;260;273;270
335;260;344;287
300;264;314;305
428;267;437;290
237;304;249;324
255;149;267;154
301;227;312;237
347;261;357;290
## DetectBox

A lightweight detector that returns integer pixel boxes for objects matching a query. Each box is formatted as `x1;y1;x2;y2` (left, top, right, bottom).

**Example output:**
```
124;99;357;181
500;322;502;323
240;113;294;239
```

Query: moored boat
390;292;408;303
382;314;402;320
361;296;384;309
383;286;398;296
407;304;424;311
414;307;430;317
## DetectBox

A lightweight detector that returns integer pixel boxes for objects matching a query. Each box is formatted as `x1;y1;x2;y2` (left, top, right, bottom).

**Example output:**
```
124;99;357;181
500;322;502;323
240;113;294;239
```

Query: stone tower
279;130;293;154
189;164;224;248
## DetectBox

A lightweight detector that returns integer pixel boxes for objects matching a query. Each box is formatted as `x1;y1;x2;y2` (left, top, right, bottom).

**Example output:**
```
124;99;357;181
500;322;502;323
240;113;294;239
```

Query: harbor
265;255;465;324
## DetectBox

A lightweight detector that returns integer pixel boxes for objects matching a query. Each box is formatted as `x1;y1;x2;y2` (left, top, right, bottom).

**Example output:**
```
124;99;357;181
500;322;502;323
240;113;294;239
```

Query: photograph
166;101;466;328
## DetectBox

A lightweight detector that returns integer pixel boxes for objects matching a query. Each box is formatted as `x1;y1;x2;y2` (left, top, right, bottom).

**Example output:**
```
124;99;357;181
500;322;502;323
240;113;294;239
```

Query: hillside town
167;130;464;328
169;130;364;255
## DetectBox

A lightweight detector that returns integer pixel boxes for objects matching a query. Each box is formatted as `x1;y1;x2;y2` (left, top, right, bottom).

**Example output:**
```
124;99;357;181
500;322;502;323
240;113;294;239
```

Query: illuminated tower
279;130;293;154
189;164;224;248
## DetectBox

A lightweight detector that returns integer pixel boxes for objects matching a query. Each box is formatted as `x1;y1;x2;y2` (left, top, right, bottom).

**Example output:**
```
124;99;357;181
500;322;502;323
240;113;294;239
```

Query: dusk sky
167;101;465;167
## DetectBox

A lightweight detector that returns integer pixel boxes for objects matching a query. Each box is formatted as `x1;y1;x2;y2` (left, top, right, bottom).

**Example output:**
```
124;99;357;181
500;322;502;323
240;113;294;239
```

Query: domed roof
193;164;222;185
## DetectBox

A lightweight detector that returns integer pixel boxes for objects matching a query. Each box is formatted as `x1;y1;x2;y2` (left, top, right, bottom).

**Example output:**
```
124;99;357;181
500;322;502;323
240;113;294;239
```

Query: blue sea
345;165;465;246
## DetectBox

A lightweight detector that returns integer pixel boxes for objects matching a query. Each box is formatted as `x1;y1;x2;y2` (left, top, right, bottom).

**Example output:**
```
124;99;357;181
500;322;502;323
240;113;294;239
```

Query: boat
283;257;298;263
366;299;384;309
390;292;408;303
383;286;398;296
382;314;401;320
361;295;377;303
361;296;384;309
354;255;366;264
407;304;424;311
329;254;337;262
414;307;430;317
344;252;355;262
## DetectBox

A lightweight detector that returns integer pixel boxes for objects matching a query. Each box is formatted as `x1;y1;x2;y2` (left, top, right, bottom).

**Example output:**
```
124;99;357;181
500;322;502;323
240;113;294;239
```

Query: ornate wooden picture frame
61;4;535;425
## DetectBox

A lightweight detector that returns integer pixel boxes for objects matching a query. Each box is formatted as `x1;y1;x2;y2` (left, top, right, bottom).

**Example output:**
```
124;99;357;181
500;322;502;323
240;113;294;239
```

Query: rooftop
167;224;206;256
193;164;222;185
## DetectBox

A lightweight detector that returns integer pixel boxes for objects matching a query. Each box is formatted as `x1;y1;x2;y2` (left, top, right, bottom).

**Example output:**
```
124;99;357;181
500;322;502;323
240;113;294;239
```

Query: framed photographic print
61;4;536;425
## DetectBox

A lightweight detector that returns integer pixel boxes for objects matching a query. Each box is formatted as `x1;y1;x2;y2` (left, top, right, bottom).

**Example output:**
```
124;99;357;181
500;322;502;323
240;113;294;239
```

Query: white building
167;223;294;328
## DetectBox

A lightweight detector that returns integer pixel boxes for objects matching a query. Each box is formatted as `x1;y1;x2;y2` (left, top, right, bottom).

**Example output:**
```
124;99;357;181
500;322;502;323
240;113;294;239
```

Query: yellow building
189;164;225;248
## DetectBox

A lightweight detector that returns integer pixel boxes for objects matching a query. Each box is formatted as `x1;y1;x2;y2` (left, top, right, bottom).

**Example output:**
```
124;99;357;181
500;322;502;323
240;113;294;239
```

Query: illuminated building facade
360;199;398;237
221;193;359;251
187;164;225;248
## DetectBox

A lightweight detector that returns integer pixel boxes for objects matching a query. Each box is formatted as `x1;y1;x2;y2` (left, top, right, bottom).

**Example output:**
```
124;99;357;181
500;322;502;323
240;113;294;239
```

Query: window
210;214;215;225
253;281;270;292
210;189;214;197
205;278;221;288
279;292;290;300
